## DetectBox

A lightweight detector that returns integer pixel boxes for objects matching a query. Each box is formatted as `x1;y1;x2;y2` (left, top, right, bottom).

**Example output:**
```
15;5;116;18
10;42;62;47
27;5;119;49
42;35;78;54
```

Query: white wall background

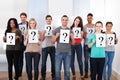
0;0;120;79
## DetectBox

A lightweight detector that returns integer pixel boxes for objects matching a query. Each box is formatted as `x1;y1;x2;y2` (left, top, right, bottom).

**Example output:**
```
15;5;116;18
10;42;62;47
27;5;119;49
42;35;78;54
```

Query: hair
45;15;52;20
106;21;113;26
20;12;27;17
28;18;37;29
70;16;83;31
5;18;18;35
95;21;103;26
61;15;69;20
87;13;93;17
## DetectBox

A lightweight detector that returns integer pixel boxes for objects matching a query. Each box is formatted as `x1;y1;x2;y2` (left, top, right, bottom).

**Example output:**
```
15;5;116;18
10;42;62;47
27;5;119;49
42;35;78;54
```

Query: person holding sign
18;12;28;77
41;15;55;80
103;22;118;80
51;15;74;80
88;21;106;80
24;18;42;80
3;18;22;80
70;16;84;80
83;13;95;78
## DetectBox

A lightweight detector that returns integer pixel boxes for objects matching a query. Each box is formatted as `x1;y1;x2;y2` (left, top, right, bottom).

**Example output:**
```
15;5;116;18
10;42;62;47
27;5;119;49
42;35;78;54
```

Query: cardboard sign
45;25;53;36
107;34;115;46
73;28;81;38
59;29;70;43
6;33;15;45
28;30;38;43
96;34;106;47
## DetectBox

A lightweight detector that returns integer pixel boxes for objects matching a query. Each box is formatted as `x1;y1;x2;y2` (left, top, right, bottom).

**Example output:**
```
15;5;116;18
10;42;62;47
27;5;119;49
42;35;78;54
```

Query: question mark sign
75;30;79;37
99;37;104;45
9;35;13;43
109;37;113;44
31;31;36;40
89;29;93;34
63;33;68;41
21;27;25;34
47;26;51;35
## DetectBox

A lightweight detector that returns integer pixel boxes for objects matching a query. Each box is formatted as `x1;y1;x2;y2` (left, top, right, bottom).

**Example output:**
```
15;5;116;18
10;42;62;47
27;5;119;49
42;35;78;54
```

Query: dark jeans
90;58;105;80
84;45;91;72
25;52;40;80
41;46;55;79
6;50;20;80
18;49;24;75
71;44;83;76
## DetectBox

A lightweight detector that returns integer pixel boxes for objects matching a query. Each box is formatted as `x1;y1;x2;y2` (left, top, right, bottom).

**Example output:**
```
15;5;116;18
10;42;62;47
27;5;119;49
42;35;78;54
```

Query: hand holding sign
73;28;81;38
59;29;70;43
107;34;115;46
96;34;106;47
28;30;38;43
19;25;26;35
45;25;53;36
6;33;15;45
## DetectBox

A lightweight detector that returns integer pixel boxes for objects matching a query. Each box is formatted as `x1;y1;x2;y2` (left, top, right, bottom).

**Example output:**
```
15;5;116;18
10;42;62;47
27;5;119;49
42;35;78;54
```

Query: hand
15;36;20;40
43;30;46;35
70;33;74;37
56;33;60;38
83;32;87;38
25;34;29;39
3;36;6;41
92;39;96;44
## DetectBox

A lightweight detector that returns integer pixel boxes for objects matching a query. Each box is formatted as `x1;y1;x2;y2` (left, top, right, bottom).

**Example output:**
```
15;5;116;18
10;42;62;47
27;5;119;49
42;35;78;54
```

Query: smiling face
87;16;93;23
29;19;36;29
61;16;69;27
20;15;27;23
46;17;52;25
95;23;103;32
74;18;80;27
106;23;112;31
10;20;16;29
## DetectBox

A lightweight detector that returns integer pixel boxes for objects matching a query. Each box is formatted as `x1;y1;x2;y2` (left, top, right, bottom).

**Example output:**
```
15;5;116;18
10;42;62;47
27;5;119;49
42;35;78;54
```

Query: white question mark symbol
63;33;68;41
31;31;36;40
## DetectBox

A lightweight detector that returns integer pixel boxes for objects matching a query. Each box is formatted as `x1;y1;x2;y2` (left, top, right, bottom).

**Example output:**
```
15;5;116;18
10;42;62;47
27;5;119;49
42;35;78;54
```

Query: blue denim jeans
103;51;115;80
55;51;72;80
25;52;40;80
84;45;91;72
41;47;55;79
71;44;83;76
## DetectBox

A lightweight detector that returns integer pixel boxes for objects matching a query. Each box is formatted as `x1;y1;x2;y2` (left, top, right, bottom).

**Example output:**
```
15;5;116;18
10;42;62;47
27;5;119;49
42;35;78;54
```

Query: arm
70;33;75;45
24;31;28;46
3;36;6;42
51;33;60;44
38;31;42;45
88;39;95;48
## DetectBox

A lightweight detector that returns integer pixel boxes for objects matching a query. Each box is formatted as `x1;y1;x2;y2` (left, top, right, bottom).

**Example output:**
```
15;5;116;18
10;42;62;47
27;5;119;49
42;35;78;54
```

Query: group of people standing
3;12;118;80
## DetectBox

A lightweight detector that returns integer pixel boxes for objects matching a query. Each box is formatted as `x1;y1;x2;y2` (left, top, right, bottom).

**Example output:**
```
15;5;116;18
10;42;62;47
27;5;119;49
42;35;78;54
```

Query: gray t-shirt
105;46;115;52
53;26;72;52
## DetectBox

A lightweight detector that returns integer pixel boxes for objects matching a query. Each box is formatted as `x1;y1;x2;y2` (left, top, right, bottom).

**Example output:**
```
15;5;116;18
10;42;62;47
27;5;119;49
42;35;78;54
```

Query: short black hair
45;15;52;20
20;12;27;17
106;21;113;26
95;21;103;26
87;13;93;17
61;15;69;20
